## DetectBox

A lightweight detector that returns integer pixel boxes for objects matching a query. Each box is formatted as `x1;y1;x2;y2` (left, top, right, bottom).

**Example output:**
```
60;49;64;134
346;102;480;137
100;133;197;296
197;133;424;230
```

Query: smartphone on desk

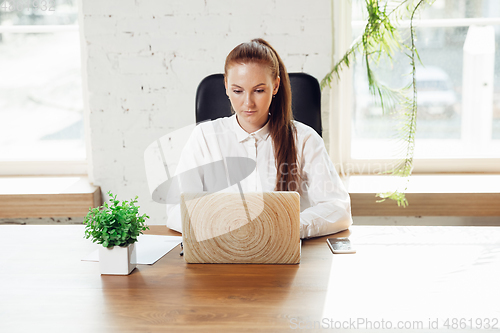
327;237;356;254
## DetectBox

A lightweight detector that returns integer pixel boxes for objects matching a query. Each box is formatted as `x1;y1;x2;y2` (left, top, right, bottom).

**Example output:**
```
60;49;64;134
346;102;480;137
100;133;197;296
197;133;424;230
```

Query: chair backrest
195;73;322;137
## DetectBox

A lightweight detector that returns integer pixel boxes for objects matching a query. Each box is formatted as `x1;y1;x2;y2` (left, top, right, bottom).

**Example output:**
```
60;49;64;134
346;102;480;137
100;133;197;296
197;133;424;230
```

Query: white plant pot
99;243;136;275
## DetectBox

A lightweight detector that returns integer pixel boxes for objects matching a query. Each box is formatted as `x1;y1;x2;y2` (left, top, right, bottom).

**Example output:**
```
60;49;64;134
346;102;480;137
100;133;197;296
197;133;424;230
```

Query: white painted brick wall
81;0;333;225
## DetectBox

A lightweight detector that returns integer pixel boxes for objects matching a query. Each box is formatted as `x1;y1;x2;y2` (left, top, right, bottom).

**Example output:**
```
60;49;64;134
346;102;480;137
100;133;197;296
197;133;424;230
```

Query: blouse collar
232;114;271;143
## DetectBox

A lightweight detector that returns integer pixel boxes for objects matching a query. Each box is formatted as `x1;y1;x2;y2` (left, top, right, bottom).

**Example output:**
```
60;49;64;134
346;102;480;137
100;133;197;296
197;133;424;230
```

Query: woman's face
225;62;280;133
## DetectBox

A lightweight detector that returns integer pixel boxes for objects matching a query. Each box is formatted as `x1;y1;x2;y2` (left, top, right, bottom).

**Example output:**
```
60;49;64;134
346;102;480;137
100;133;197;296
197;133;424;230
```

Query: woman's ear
273;76;280;95
224;77;230;98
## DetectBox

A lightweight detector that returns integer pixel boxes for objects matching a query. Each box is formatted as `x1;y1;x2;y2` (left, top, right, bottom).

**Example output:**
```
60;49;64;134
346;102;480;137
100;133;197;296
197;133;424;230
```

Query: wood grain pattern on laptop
181;192;301;264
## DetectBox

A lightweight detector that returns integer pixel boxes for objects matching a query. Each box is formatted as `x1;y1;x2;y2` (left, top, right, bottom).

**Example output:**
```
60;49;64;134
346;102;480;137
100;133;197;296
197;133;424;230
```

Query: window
0;0;86;175
331;0;500;174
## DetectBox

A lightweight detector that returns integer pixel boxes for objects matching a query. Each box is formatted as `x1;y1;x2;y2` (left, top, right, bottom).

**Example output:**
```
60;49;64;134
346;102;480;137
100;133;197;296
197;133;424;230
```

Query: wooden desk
1;225;499;332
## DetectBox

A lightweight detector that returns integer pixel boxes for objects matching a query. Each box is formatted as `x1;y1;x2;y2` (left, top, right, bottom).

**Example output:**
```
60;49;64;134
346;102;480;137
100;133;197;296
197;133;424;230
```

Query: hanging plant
321;0;434;207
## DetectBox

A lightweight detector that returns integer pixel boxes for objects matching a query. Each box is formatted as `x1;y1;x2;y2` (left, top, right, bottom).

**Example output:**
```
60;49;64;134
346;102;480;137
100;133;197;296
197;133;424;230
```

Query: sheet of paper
82;234;182;265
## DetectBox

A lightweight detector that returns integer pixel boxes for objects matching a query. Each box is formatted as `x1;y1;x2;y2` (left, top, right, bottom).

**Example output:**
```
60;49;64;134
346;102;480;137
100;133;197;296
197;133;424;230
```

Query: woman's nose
244;93;254;107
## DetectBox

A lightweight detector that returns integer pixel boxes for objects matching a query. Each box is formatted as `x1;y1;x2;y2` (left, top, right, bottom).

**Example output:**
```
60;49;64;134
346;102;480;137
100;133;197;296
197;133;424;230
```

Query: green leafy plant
84;191;150;248
321;0;433;207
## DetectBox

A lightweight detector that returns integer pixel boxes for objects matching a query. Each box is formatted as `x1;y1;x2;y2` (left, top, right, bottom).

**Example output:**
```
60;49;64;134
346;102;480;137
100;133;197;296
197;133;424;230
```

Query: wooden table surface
1;225;499;332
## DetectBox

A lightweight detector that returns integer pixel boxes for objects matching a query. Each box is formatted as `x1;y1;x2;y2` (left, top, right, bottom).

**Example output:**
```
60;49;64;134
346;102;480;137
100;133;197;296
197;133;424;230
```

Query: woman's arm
298;129;353;239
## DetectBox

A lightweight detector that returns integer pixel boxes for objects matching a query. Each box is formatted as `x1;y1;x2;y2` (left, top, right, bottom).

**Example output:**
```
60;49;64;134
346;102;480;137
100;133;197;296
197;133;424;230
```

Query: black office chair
195;73;322;137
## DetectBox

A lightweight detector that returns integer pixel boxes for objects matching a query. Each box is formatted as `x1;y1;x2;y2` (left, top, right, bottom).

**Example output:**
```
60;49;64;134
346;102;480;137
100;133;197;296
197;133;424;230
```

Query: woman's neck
236;115;270;134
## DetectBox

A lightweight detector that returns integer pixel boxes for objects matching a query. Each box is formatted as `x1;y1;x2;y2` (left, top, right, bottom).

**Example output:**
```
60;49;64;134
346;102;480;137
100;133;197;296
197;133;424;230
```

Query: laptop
181;191;301;264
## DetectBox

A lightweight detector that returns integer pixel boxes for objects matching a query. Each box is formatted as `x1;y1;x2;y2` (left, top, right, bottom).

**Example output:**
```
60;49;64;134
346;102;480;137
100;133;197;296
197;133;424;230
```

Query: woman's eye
255;89;264;93
233;90;242;94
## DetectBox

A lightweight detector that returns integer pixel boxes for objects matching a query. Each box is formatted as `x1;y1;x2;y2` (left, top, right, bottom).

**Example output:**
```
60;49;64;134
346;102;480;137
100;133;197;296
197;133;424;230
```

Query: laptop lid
181;191;301;264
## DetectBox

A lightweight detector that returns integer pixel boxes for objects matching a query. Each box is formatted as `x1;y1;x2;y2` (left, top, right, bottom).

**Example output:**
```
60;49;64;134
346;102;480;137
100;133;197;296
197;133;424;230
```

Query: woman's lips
242;111;257;115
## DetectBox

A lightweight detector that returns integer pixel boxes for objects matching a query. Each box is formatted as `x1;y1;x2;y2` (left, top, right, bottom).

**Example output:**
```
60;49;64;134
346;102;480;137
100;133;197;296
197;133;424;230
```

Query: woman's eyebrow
231;83;266;88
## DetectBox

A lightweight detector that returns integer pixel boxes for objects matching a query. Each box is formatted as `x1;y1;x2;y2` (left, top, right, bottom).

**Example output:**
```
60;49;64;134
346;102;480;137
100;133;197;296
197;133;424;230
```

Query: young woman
166;38;352;239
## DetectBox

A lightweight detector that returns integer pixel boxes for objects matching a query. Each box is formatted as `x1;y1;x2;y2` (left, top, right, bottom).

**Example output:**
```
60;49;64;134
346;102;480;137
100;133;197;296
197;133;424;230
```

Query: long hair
224;38;302;193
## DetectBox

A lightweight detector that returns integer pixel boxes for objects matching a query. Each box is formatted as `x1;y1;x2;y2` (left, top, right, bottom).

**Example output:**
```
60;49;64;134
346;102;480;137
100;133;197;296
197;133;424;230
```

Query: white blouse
166;114;353;239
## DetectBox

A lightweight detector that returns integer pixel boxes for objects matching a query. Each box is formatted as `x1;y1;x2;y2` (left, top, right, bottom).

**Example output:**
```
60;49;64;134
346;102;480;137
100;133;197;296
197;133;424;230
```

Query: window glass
353;0;500;21
351;0;500;159
0;1;84;161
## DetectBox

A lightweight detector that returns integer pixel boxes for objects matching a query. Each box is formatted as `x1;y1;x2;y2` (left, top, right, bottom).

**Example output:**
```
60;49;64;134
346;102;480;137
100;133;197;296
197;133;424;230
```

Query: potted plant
84;191;150;275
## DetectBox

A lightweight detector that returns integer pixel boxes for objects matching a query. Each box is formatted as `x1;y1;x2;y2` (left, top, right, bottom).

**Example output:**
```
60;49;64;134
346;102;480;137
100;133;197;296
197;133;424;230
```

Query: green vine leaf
376;190;409;207
321;0;434;207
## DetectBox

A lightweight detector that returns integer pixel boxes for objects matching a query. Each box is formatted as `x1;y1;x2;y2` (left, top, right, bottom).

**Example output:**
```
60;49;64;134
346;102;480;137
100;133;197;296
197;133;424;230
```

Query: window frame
329;2;500;175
